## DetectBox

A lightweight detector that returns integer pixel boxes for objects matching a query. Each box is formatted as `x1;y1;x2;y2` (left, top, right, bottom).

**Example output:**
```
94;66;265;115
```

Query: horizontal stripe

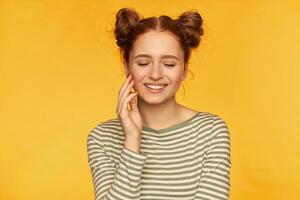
87;111;231;200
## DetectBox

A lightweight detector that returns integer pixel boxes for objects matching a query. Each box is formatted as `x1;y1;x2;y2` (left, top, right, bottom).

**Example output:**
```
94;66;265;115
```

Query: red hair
113;7;204;67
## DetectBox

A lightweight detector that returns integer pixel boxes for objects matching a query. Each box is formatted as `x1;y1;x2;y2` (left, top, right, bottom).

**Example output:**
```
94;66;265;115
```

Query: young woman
87;7;231;200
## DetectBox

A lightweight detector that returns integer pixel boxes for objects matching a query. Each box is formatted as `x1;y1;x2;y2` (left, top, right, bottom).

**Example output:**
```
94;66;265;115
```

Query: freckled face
124;31;188;104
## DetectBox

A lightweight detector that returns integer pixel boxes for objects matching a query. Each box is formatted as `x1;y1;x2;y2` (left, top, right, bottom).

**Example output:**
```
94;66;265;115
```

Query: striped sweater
87;111;232;200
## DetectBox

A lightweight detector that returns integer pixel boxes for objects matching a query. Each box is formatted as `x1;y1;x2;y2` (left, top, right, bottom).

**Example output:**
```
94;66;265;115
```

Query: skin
118;30;198;132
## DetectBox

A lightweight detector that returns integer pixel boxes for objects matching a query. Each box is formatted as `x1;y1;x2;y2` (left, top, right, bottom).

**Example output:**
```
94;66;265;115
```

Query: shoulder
196;111;230;138
87;116;123;141
199;111;228;125
207;112;230;140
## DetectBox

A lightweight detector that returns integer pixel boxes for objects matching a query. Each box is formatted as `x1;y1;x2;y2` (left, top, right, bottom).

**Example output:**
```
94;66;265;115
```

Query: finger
126;92;138;112
117;74;132;113
119;78;134;106
119;79;135;113
120;91;138;115
129;92;138;112
117;78;133;114
118;74;132;102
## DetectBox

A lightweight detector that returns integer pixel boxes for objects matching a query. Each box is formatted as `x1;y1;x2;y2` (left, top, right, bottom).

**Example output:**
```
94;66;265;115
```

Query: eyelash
137;63;175;67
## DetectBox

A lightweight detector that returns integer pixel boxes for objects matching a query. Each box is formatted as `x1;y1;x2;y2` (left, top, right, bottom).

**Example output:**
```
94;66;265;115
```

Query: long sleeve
194;115;232;200
87;132;147;200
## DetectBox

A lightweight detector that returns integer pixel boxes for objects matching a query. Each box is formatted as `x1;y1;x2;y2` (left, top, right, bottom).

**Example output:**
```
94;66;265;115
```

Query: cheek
131;74;144;90
169;71;183;84
131;74;144;84
129;67;144;79
168;73;184;92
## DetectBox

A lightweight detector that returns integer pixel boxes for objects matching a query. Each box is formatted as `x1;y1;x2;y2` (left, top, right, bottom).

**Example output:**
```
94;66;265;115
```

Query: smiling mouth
143;83;168;93
144;83;168;89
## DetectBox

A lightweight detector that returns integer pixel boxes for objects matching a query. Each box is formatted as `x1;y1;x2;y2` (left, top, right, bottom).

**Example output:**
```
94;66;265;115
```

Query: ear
182;63;188;81
123;60;129;77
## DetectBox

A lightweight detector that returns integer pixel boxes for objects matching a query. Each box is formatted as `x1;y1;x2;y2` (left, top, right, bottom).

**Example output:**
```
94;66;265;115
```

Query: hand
116;74;142;138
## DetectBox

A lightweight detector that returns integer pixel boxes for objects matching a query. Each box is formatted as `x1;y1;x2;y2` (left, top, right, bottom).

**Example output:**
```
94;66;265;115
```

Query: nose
148;63;163;80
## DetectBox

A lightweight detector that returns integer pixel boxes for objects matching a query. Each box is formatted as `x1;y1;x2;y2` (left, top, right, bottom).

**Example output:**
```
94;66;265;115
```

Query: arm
194;115;232;200
87;132;147;200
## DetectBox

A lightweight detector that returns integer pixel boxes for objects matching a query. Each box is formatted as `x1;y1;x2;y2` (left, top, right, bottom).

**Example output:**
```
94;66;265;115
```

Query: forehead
130;31;182;59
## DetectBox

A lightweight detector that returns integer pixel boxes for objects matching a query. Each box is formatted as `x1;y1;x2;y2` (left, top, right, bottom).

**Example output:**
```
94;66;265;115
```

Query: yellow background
1;0;299;199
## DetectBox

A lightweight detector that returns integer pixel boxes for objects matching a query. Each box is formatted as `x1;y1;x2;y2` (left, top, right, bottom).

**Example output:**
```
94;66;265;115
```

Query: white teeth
145;84;166;90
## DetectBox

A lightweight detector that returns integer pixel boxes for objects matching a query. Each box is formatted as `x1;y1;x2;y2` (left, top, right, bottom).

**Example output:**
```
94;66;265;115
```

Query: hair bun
178;10;204;48
114;8;141;47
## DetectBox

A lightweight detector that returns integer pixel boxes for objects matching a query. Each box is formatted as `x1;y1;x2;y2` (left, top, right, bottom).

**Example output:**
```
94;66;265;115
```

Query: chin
139;93;173;105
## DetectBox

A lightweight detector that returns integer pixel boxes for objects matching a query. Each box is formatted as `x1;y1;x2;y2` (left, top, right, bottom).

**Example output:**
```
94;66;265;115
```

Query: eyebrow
133;54;179;61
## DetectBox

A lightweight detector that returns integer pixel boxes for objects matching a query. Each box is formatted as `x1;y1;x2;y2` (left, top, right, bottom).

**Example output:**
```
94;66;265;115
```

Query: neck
137;96;182;130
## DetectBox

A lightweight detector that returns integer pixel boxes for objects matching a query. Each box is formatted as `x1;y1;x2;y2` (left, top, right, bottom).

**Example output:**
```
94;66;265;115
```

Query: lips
144;83;168;86
144;83;168;90
143;83;168;93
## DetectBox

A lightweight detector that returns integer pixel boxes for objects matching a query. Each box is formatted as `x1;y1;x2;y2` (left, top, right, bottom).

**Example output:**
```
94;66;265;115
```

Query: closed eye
165;64;175;67
137;63;175;67
138;63;149;66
